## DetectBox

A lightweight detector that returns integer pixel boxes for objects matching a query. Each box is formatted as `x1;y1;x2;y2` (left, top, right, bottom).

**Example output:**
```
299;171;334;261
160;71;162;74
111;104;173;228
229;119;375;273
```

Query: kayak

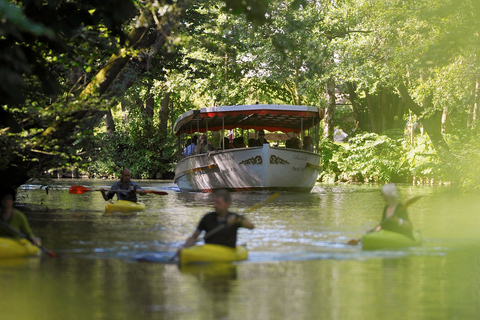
179;244;248;265
105;200;146;213
0;238;40;259
362;229;422;250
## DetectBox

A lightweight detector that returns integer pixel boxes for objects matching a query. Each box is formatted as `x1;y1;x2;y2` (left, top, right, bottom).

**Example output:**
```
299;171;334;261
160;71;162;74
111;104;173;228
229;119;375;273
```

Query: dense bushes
320;131;440;184
85;111;177;179
87;132;176;179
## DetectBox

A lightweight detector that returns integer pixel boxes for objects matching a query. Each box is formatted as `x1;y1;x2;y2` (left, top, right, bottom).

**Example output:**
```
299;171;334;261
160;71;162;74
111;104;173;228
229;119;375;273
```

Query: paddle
203;192;280;240
69;185;168;196
347;195;423;246
0;220;57;258
171;192;280;261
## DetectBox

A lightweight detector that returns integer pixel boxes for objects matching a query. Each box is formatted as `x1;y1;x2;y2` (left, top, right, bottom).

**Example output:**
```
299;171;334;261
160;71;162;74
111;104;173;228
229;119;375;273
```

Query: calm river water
2;180;480;320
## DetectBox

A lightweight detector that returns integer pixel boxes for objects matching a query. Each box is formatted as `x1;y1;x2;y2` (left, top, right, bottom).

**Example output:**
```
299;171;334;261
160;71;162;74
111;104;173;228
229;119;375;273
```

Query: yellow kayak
105;200;146;213
0;238;40;259
179;244;248;265
362;229;422;250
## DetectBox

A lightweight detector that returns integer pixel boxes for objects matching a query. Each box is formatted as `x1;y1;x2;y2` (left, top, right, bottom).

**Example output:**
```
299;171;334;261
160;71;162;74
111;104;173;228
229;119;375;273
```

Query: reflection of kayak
180;263;238;280
0;238;40;259
179;244;248;265
362;229;422;250
105;200;146;213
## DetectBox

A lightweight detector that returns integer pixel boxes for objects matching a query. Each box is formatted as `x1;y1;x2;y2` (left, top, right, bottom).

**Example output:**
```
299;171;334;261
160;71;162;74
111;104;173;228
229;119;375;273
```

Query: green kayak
362;229;422;250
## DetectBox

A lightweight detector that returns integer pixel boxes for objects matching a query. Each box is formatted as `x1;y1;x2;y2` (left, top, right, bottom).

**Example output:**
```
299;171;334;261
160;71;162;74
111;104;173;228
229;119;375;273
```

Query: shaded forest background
2;0;480;189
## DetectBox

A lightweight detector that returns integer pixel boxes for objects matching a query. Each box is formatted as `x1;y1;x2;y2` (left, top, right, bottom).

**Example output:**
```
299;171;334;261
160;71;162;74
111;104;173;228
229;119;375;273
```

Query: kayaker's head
0;187;16;210
214;189;231;215
382;183;399;205
120;168;132;184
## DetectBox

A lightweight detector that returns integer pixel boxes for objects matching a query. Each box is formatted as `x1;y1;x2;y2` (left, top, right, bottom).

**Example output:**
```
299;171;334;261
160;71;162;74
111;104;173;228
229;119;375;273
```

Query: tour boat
173;104;324;193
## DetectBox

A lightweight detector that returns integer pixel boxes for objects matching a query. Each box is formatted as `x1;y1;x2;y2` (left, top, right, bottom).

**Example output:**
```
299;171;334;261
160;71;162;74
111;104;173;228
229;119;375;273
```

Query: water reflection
1;180;479;319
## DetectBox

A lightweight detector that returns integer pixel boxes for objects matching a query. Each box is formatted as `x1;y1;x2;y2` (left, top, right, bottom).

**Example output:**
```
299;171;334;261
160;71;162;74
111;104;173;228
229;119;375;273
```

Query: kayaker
371;183;414;238
181;189;255;249
100;168;146;203
0;187;39;245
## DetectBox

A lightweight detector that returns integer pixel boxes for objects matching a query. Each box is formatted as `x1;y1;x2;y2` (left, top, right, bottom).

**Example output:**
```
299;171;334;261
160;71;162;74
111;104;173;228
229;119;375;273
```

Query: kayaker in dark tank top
180;190;255;249
100;168;146;203
370;183;414;239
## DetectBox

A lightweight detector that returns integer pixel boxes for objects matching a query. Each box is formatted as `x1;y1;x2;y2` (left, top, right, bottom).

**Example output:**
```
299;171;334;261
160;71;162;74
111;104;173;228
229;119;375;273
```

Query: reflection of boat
0;238;39;259
362;230;422;250
105;200;146;213
173;105;324;193
179;244;248;265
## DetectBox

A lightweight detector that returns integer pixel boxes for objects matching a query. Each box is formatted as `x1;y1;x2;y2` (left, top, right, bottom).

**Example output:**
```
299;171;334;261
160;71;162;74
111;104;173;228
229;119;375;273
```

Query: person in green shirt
0;187;39;244
369;183;414;239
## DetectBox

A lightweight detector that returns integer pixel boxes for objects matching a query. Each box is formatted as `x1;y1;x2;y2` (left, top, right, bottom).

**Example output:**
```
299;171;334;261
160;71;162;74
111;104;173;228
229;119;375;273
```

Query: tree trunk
398;83;450;157
347;82;360;131
379;87;389;132
323;77;336;140
441;107;449;133
105;108;116;137
472;79;480;129
144;84;155;118
159;90;170;138
365;92;379;133
346;82;369;132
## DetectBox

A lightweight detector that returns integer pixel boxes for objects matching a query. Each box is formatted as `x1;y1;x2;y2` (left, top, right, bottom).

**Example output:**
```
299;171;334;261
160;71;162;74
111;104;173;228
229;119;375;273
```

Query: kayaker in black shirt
370;183;414;239
181;190;255;249
100;168;145;203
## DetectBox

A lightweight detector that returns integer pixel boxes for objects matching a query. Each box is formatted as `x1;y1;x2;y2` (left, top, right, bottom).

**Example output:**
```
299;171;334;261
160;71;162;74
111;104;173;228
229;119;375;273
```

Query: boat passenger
290;137;302;150
0;187;39;245
302;136;314;152
183;139;192;156
254;130;269;146
194;135;217;154
248;138;256;147
222;137;232;150
371;183;414;238
184;135;197;157
181;190;255;249
233;137;246;148
100;168;146;203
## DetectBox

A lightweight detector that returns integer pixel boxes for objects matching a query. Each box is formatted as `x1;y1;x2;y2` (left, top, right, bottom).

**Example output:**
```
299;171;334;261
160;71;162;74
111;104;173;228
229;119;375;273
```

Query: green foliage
87;130;176;180
336;132;409;183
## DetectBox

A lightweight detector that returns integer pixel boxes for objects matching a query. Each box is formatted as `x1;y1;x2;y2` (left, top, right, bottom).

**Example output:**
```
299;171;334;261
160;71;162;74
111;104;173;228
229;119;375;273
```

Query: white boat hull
174;145;321;192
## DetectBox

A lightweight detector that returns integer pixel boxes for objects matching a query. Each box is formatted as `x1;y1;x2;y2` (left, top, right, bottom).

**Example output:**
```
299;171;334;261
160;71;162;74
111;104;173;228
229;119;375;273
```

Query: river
1;180;479;320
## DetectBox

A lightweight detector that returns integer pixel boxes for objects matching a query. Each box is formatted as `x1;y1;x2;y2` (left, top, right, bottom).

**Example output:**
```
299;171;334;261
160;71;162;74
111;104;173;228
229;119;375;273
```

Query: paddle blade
347;239;361;245
69;185;91;194
145;190;168;195
42;248;58;258
245;192;279;212
401;195;423;210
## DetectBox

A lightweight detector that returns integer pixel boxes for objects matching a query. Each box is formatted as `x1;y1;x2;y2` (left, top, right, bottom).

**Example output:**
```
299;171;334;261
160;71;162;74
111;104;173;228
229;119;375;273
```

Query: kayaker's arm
239;217;254;229
100;188;115;201
135;186;146;196
100;189;108;201
227;215;255;230
182;230;202;249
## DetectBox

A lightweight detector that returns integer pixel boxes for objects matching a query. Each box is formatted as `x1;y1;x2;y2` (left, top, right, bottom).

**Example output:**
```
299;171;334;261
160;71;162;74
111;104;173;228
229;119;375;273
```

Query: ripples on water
2;180;480;320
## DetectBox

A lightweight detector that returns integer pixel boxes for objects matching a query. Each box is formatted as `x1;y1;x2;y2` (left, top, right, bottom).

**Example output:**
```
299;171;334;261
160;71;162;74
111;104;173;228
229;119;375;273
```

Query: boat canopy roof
174;104;324;135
